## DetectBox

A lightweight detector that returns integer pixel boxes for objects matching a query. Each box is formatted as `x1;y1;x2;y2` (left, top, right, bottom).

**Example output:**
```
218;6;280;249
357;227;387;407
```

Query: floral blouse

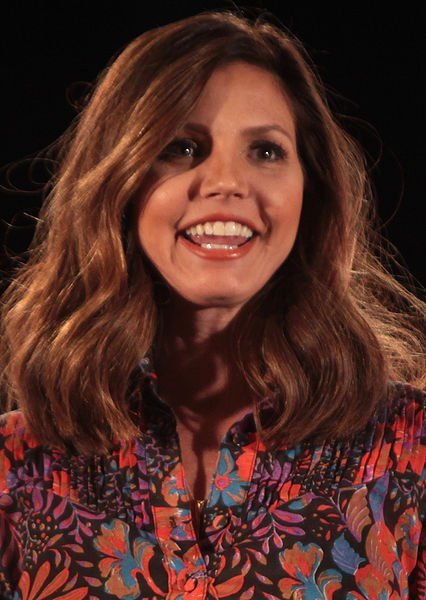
0;370;424;599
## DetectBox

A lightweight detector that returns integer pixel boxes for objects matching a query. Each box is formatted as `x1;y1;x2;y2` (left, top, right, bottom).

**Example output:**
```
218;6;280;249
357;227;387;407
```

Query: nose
197;150;250;199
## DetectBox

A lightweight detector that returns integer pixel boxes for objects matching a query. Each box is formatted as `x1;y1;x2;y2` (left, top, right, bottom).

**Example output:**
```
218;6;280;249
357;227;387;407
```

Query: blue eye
159;138;200;161
251;141;287;162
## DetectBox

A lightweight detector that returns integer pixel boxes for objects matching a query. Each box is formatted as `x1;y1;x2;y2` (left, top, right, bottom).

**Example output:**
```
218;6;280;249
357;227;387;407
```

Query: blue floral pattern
0;381;424;599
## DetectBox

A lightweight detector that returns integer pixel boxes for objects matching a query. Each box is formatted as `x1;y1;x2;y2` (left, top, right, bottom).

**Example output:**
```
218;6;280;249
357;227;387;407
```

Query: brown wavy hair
1;11;424;454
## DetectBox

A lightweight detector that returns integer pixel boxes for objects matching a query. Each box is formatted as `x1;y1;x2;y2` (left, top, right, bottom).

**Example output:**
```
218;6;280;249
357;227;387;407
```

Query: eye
158;138;201;162
250;140;287;162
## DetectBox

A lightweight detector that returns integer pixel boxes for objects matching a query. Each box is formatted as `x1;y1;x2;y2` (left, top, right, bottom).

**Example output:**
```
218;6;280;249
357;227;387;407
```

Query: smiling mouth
181;220;256;249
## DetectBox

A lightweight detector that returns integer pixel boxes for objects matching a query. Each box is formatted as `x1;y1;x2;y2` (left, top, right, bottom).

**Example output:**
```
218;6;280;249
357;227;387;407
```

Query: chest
176;425;225;502
4;465;421;600
3;437;423;599
173;406;254;502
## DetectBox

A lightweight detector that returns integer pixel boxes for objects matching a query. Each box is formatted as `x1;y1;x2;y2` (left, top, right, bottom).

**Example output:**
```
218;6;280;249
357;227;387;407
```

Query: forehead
187;61;297;137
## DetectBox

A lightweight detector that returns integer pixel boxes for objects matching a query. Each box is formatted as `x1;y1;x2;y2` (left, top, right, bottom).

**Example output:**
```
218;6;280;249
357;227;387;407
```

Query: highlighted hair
1;11;424;453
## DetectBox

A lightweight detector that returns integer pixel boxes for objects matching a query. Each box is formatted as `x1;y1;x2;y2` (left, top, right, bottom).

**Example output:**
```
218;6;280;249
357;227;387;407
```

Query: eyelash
249;140;288;162
158;138;288;163
158;138;201;161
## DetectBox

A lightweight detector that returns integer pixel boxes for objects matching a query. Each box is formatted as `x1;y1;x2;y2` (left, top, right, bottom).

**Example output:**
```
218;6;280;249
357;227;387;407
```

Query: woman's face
137;61;304;310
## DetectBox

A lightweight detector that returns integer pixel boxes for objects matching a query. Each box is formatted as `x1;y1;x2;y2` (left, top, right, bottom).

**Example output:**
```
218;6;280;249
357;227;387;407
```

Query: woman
0;11;424;599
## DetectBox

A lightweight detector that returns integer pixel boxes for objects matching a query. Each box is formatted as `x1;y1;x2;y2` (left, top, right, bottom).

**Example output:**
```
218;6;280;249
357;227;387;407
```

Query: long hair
1;11;424;453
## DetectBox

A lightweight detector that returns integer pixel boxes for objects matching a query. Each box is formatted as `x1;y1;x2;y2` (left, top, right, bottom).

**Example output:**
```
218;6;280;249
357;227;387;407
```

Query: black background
1;2;424;286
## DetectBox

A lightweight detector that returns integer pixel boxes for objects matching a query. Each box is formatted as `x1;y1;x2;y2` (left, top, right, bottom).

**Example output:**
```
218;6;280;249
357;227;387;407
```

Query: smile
183;220;255;250
178;220;257;260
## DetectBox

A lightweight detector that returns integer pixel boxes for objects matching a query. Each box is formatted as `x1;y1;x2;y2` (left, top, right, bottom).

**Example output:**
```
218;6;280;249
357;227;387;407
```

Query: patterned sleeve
0;411;25;596
408;387;426;599
0;511;20;597
408;520;426;599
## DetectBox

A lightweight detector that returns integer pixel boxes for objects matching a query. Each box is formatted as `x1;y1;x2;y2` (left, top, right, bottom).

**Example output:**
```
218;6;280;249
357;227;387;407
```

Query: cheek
137;191;172;242
137;176;190;233
268;190;303;229
262;168;304;208
136;203;160;258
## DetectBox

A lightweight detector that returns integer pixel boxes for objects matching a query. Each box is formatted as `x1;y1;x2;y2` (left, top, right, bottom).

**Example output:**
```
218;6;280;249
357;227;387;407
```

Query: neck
153;299;253;422
153;299;255;503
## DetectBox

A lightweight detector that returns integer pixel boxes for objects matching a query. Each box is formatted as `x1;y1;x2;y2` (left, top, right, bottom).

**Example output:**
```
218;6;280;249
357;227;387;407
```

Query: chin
168;280;259;311
185;292;251;310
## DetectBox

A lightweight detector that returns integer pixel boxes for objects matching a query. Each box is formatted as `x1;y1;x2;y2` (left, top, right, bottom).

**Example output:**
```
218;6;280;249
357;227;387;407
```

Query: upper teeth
185;221;254;238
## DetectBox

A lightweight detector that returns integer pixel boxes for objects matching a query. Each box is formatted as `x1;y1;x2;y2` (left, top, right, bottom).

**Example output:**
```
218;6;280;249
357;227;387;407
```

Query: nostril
198;166;249;199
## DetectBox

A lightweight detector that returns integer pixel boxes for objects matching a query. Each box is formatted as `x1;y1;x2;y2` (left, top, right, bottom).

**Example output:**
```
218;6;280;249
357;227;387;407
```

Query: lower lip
178;235;256;260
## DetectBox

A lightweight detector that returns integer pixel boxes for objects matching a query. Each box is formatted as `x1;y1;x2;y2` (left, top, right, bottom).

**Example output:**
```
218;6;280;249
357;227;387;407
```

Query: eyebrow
243;124;295;143
183;122;295;144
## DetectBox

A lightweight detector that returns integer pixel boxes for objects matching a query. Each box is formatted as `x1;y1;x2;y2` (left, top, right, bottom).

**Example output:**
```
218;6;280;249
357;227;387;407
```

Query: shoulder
0;411;41;486
392;380;424;442
0;409;27;448
381;381;424;436
0;410;36;441
363;381;425;482
0;409;26;435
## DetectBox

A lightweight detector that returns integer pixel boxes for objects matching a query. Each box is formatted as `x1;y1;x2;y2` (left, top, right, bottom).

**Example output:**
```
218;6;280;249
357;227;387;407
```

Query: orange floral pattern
0;379;424;599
